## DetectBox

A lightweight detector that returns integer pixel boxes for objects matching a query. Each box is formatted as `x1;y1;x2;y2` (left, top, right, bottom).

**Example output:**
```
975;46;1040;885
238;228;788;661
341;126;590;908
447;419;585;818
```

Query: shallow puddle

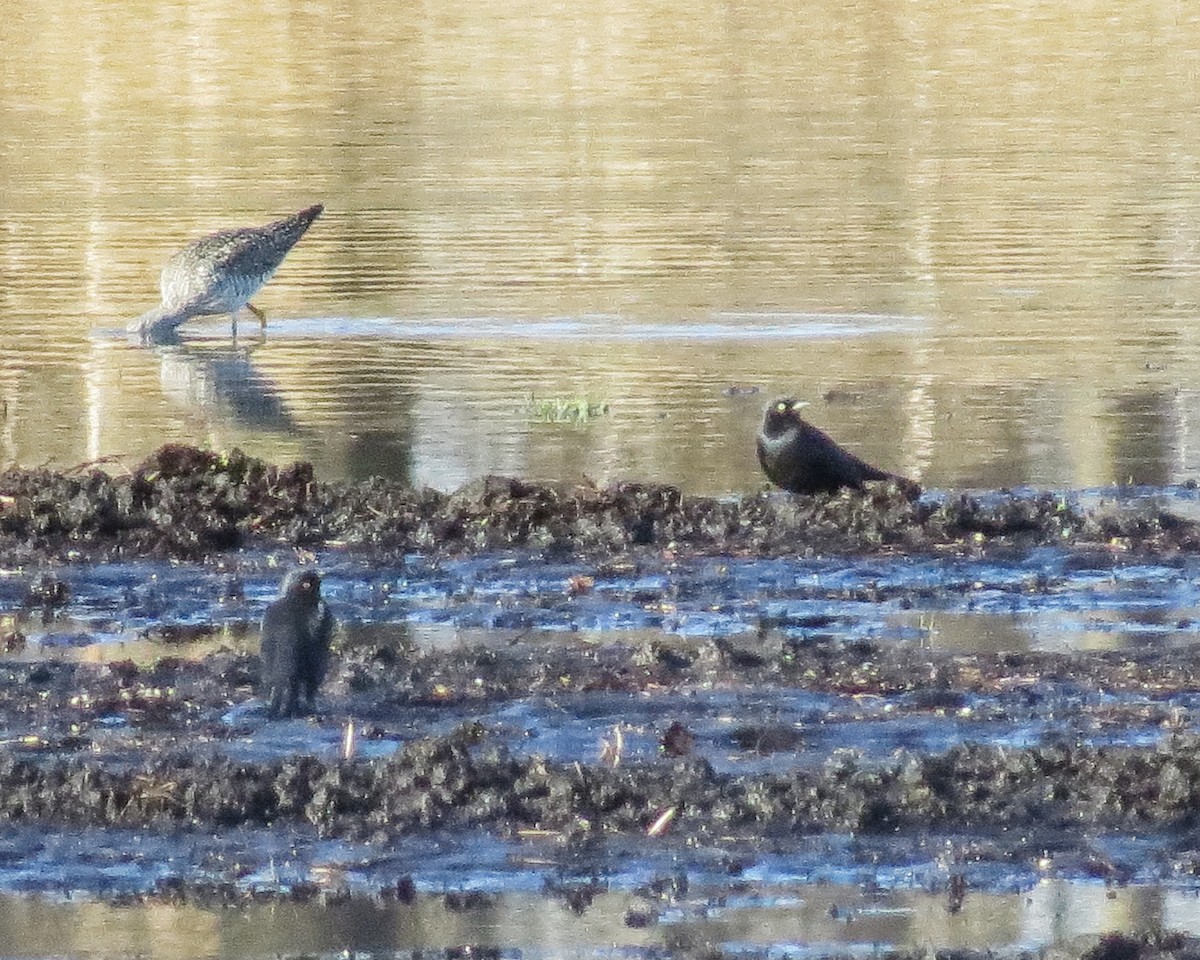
5;540;1200;660
0;866;1196;959
2;547;1200;771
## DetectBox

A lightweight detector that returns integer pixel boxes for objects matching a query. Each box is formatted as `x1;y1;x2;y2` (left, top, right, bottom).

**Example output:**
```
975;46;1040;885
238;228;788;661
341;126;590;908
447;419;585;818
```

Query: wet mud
6;634;1200;844
1;443;1198;564
4;447;1200;956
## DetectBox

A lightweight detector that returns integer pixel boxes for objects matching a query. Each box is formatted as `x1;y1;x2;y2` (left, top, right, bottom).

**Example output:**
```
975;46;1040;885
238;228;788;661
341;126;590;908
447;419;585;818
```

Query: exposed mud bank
3;634;1200;847
4;447;1200;954
7;722;1200;842
1;445;1198;563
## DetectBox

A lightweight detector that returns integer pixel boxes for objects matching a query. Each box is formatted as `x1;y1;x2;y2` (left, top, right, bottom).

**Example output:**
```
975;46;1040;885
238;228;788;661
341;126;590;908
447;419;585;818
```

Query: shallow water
0;835;1198;960
8;540;1200;658
4;0;1200;494
4;547;1200;768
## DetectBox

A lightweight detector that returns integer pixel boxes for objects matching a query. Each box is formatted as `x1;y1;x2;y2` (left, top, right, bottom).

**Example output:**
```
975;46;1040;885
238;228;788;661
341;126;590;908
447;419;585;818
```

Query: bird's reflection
152;341;298;433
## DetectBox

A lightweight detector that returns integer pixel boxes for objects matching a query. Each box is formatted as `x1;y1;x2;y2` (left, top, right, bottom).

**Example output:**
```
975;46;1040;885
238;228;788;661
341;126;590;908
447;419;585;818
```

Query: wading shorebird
260;569;334;719
757;397;921;498
128;203;323;342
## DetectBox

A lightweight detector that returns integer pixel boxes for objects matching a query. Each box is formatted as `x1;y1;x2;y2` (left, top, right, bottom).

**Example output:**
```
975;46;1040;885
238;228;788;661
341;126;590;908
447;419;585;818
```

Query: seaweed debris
0;445;1195;563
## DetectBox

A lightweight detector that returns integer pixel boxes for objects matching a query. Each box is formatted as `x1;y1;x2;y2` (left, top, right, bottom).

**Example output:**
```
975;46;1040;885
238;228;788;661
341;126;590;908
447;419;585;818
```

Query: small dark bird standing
757;397;921;498
129;204;323;342
260;569;334;718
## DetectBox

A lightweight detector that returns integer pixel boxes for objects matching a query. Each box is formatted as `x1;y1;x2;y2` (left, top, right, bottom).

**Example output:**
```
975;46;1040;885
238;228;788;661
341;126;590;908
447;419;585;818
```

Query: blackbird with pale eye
260;569;334;718
756;397;921;498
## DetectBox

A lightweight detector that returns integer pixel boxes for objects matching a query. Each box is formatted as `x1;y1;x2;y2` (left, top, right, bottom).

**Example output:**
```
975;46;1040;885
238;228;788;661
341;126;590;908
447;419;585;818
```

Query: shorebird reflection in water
155;344;298;434
128;204;323;342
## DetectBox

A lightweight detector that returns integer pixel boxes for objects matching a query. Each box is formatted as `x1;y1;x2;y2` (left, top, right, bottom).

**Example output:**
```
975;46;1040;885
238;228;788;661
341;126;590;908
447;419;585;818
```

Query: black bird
756;397;921;498
260;569;334;718
129;204;324;342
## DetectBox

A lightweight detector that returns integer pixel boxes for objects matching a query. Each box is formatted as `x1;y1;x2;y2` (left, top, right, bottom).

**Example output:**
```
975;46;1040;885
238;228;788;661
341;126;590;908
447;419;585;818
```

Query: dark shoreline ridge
0;444;1197;562
7;729;1200;839
4;598;1200;844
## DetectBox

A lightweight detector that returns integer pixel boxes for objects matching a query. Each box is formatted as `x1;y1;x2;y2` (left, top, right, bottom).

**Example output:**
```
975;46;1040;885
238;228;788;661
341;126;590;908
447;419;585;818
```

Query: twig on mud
599;723;624;767
121;775;179;817
64;454;137;476
646;806;677;837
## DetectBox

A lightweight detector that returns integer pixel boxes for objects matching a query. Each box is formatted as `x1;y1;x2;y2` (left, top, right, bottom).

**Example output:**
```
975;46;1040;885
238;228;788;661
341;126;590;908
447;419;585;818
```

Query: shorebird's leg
247;302;268;329
230;311;239;341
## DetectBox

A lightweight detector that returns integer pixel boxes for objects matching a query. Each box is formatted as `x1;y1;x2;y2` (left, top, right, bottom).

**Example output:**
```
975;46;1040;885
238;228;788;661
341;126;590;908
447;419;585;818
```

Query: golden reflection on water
0;881;1187;959
2;0;1200;492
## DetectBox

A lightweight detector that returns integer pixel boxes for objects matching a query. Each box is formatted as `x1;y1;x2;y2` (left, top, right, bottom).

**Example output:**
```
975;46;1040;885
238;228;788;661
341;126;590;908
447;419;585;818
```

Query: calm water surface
4;0;1200;492
0;880;1196;960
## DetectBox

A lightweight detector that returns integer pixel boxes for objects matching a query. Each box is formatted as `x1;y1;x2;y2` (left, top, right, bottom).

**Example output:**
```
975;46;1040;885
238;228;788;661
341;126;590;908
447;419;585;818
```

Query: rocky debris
2;710;1200;840
3;725;1200;847
0;445;1197;562
2;636;1200;844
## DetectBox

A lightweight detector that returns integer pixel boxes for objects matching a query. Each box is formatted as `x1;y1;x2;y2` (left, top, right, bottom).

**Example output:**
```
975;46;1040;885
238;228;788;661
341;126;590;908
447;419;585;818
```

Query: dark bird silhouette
129;204;323;342
260;569;334;718
756;397;921;498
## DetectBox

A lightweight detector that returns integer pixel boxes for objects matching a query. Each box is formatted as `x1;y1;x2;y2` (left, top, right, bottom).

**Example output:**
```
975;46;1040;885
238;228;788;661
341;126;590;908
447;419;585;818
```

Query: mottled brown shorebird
260;569;334;719
128;203;323;342
757;397;921;498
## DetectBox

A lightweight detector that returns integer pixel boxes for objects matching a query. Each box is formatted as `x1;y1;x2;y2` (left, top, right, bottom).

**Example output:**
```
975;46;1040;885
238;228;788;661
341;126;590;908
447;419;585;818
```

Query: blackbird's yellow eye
776;401;788;413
